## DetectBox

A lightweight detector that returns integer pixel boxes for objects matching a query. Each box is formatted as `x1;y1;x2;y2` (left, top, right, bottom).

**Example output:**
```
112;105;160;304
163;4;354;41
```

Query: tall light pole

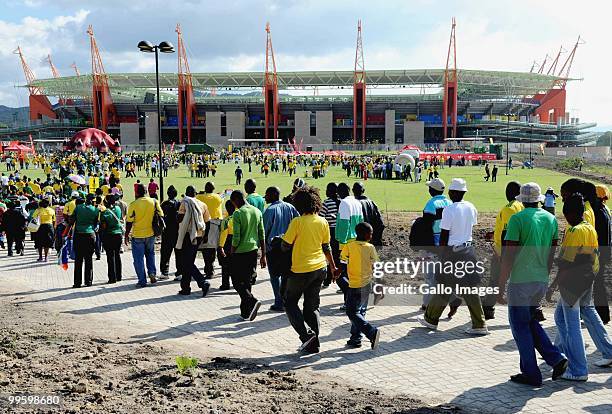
504;112;513;175
138;40;174;201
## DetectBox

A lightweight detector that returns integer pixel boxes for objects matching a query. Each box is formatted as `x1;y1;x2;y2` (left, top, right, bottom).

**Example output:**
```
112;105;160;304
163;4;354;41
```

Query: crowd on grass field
0;148;610;387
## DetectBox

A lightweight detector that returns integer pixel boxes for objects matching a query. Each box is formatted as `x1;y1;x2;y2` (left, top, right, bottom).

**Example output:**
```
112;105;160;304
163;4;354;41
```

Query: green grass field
14;161;598;213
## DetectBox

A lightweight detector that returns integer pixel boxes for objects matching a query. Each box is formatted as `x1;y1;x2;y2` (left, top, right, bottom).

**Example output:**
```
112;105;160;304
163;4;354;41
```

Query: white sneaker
174;275;182;281
465;327;490;336
594;358;612;368
371;329;380;350
416;315;437;331
560;372;588;381
158;274;170;281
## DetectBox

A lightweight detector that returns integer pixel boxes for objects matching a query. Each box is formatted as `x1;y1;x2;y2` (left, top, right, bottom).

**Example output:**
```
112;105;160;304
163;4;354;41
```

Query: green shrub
175;356;199;376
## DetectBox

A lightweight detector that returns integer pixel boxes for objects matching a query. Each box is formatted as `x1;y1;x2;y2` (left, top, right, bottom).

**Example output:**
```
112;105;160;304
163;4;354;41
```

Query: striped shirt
319;197;339;228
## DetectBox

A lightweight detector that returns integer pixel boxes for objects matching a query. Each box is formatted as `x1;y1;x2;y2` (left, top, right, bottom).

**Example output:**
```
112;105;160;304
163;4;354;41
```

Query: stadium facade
2;22;596;148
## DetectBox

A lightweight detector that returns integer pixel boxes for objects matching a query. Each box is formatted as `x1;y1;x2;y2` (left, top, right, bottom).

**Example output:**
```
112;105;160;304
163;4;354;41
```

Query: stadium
1;20;597;149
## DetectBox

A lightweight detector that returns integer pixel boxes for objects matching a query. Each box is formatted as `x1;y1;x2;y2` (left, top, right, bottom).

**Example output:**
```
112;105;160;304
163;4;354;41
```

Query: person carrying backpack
416;178;452;309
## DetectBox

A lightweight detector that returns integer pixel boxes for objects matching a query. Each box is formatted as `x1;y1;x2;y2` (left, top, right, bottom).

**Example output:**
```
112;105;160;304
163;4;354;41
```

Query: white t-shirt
440;200;478;246
0;176;8;186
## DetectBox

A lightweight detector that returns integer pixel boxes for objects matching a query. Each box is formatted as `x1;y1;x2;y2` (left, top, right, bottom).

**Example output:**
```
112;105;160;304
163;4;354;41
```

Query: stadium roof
29;68;572;103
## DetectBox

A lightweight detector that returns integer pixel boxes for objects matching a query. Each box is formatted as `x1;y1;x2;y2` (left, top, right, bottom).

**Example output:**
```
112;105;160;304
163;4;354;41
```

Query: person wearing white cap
62;190;80;224
419;178;452;309
417;178;488;335
496;182;567;386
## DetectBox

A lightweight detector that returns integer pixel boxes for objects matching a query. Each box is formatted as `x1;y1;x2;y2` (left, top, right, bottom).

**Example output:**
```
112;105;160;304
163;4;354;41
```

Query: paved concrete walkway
1;244;610;414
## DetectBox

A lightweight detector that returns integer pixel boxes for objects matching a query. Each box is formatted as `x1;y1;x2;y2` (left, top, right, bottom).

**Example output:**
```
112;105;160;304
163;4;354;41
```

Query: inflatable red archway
64;128;121;153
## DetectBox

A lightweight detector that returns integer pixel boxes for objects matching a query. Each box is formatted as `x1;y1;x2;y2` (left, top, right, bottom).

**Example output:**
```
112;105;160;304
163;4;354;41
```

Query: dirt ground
0;296;453;414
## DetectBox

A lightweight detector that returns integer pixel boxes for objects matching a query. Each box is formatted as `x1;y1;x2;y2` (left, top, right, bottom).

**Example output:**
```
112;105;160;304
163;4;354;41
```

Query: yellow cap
595;184;610;200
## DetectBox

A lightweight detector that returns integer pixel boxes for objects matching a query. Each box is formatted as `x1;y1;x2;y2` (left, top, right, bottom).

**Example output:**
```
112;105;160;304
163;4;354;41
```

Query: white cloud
0;9;89;106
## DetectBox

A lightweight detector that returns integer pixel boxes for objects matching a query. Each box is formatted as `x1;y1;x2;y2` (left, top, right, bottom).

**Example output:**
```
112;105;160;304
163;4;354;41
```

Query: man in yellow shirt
197;182;223;219
63;191;79;222
483;181;523;319
30;180;41;195
340;222;381;349
125;183;164;287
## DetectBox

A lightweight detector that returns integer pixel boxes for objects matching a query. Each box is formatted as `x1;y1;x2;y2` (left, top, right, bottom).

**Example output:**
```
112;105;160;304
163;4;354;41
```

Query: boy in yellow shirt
339;222;381;349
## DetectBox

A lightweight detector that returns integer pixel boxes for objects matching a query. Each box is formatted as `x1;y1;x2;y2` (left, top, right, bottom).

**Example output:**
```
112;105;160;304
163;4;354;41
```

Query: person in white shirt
417;178;488;335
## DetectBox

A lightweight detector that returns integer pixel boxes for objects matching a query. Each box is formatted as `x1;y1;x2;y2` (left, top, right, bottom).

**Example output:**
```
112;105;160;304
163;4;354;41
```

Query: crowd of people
0;148;609;386
412;176;611;385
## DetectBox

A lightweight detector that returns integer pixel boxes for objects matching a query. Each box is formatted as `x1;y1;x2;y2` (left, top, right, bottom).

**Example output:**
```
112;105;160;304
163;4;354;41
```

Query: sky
1;0;610;129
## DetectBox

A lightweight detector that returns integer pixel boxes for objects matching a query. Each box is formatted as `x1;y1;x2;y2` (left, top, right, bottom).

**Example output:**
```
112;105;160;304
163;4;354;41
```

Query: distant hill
0;105;29;125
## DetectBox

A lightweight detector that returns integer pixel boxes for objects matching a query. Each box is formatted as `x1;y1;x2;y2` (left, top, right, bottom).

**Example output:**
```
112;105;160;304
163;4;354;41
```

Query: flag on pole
57;237;70;270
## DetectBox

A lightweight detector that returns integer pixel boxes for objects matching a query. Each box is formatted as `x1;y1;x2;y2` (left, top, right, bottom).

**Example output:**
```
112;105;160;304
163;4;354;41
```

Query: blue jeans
580;287;612;360
267;253;283;308
346;284;377;343
554;296;588;377
507;282;566;384
132;236;156;285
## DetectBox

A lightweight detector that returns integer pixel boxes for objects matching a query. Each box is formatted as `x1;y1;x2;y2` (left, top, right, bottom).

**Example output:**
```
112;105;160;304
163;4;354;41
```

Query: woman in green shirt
72;195;99;288
99;194;123;284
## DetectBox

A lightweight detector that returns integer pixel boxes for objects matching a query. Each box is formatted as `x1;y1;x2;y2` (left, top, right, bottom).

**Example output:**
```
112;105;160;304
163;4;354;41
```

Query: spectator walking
418;178;488;335
352;182;385;246
125;184;164;287
420;178;452;309
197;182;224;279
497;182;567;386
245;179;265;213
341;222;381;349
319;183;340;287
147;178;159;199
263;186;299;311
176;186;211;297
547;193;598;381
482;181;523;319
32;198;55;262
3;199;27;256
217;200;235;291
230;190;265;321
72;194;99;288
160;186;182;279
282;186;339;354
99;194;123;283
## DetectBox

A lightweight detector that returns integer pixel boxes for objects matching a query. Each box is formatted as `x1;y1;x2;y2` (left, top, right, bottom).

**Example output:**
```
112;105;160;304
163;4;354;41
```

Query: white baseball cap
448;178;468;192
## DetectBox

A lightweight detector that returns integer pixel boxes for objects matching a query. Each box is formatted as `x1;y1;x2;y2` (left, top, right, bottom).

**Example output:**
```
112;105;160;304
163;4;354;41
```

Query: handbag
152;199;166;237
27;216;40;233
106;206;125;234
